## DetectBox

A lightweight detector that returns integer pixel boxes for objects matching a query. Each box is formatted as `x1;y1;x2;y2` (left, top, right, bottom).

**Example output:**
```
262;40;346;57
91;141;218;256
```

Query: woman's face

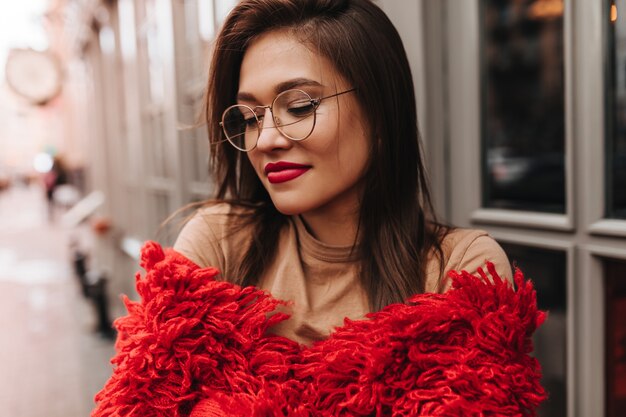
238;30;371;220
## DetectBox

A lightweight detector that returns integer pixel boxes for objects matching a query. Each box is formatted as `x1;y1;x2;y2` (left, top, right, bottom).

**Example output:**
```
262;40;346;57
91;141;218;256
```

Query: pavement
0;184;115;417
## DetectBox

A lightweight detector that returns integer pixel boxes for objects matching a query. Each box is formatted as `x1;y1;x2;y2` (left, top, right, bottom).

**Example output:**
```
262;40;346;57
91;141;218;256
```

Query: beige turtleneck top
174;203;512;346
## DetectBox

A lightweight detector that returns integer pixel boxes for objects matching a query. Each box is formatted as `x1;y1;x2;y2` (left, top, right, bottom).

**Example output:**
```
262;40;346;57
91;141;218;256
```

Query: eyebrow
236;78;324;103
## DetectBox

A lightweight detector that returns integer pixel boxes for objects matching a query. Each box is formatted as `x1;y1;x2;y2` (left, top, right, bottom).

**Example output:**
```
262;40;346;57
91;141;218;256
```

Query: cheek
310;131;370;194
317;106;370;154
336;111;372;173
341;137;370;180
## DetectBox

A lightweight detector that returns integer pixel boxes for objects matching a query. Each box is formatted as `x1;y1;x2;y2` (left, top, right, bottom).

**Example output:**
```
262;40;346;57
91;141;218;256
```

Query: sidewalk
0;184;115;417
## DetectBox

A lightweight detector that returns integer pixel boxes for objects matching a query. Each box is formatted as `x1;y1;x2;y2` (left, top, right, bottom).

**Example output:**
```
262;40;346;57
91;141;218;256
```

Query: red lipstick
264;161;311;184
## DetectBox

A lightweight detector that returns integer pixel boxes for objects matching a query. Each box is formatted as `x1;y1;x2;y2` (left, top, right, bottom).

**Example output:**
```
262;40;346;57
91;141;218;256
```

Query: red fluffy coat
92;241;546;417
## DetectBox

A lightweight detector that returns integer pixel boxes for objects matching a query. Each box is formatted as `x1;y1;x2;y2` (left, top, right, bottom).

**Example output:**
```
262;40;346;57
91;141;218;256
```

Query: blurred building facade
36;1;626;416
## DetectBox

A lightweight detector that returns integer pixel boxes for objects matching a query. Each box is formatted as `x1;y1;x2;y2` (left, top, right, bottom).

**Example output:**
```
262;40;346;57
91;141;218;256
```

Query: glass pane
141;113;169;178
118;0;137;59
607;0;626;219
151;192;176;245
198;0;216;41
498;242;567;417
125;186;142;237
215;0;238;26
605;258;626;417
194;133;210;183
145;0;165;103
481;0;566;213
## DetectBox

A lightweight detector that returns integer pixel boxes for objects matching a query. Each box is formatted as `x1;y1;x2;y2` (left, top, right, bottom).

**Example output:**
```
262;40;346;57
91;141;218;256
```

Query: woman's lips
265;161;311;184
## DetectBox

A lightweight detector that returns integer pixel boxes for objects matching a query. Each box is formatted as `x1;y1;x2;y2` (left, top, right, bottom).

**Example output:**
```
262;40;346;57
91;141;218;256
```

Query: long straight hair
204;0;448;310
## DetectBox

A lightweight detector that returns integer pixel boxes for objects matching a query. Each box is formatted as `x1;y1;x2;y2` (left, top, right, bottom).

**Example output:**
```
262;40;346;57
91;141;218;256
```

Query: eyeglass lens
221;89;317;151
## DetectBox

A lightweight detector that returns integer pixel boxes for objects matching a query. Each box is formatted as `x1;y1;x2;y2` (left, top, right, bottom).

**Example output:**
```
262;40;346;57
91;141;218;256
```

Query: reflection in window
481;0;566;213
607;0;626;219
605;258;626;417
499;242;567;417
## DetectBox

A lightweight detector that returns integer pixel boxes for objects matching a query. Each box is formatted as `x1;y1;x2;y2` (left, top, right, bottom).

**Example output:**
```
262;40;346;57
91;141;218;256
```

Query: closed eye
287;100;316;117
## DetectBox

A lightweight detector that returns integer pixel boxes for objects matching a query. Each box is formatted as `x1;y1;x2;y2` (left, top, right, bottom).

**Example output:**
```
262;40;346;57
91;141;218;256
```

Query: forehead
238;29;344;94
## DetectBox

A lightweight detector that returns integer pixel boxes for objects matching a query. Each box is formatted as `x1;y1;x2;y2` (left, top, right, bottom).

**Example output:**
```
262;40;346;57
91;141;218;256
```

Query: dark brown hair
204;0;449;310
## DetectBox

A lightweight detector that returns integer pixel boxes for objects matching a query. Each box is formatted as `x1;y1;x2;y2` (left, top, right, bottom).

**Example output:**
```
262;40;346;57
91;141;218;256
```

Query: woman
94;1;545;416
174;0;511;345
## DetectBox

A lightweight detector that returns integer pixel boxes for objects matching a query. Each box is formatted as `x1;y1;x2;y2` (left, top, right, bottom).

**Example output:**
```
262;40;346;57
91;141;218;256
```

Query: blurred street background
0;184;114;417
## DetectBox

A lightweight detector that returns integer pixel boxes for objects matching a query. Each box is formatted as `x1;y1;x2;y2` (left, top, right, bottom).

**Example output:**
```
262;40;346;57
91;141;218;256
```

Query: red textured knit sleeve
91;241;296;417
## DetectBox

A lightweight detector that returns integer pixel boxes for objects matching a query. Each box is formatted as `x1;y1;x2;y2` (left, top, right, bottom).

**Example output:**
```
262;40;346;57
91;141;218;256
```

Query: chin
271;203;305;216
269;196;312;216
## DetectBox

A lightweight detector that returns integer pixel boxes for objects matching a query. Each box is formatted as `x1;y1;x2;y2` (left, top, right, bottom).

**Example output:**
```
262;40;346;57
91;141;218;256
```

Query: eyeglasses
219;88;356;152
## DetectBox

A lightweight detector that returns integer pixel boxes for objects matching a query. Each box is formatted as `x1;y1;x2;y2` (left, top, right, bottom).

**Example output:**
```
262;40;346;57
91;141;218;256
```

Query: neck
299;204;360;247
296;178;366;246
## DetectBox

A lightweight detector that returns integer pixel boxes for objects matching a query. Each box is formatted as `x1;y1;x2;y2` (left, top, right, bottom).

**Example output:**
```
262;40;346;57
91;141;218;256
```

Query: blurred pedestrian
43;155;68;221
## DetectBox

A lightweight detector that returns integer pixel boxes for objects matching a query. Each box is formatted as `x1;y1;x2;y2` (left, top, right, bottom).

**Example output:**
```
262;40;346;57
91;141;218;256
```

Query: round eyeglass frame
218;87;356;152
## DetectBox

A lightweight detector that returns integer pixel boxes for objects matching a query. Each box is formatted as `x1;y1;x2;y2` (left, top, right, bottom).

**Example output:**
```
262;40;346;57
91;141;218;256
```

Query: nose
255;107;292;152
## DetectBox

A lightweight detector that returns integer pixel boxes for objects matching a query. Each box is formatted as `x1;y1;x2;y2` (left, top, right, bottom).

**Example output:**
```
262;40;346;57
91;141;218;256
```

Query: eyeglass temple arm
317;87;357;103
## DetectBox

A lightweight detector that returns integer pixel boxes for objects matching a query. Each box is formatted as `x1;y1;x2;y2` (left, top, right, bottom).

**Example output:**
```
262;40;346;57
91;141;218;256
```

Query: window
481;0;566;213
607;0;626;219
605;258;626;417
